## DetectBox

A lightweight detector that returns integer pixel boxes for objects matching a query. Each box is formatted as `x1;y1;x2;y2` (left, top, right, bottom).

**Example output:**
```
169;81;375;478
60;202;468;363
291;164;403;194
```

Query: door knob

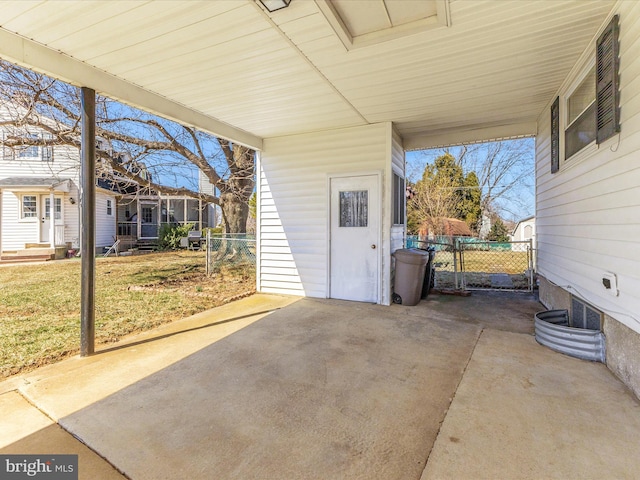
371;244;376;249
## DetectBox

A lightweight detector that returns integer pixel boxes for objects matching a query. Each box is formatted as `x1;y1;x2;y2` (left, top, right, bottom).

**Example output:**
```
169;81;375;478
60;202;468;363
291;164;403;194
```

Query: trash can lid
393;248;429;265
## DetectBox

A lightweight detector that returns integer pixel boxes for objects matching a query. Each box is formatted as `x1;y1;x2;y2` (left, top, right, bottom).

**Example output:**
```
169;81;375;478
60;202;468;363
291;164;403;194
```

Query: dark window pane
393;173;405;225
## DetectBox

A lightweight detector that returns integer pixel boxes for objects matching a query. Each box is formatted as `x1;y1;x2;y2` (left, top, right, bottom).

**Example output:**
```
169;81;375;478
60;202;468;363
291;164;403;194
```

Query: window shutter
596;14;620;144
550;96;559;174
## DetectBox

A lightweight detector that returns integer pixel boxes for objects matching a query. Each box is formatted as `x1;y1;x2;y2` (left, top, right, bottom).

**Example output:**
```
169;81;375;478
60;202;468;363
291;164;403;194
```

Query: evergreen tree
408;153;482;236
487;218;510;241
460;171;482;234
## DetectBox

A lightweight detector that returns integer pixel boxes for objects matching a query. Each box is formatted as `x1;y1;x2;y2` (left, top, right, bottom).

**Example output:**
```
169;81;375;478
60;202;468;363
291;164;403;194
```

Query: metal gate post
528;238;534;292
453;238;459;290
459;242;465;290
205;229;211;276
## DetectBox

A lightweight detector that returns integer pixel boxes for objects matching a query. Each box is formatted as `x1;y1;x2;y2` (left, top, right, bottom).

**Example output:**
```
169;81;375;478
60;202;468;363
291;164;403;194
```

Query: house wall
0;143;81;183
258;122;394;303
536;2;640;398
390;128;406;292
0;190;37;249
96;191;117;249
64;183;80;248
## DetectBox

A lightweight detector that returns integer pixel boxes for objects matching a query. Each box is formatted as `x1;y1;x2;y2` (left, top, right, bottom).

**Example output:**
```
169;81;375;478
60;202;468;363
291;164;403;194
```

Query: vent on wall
571;296;603;331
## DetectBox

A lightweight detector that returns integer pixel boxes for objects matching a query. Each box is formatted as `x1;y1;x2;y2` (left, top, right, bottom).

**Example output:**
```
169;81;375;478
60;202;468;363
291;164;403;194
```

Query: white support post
49;190;55;248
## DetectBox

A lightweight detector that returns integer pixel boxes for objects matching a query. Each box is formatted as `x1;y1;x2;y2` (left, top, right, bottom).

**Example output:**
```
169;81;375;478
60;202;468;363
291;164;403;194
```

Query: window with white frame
15;133;53;162
106;199;112;216
22;195;37;218
551;15;620;172
565;65;596;159
17;134;40;159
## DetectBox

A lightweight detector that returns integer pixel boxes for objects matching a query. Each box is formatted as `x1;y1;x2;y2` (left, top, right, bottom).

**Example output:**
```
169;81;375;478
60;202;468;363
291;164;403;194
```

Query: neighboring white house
0;105;214;257
536;6;640;397
0;107;117;257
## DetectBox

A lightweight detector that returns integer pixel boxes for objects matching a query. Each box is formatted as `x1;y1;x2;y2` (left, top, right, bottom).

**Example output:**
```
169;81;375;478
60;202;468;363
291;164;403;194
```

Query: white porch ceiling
0;0;615;150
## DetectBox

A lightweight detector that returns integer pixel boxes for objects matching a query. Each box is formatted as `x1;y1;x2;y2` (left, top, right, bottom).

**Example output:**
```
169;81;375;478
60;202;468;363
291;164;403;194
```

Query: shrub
158;223;195;250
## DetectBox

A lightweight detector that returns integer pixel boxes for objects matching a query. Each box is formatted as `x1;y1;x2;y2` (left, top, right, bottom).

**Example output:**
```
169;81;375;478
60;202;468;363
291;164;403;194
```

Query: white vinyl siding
536;4;640;335
389;129;406;295
96;192;118;249
258;123;393;302
1;191;37;249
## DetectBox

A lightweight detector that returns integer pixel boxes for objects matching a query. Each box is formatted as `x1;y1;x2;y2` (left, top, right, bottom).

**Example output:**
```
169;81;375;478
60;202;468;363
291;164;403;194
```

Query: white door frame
139;200;160;239
40;193;63;246
326;171;383;303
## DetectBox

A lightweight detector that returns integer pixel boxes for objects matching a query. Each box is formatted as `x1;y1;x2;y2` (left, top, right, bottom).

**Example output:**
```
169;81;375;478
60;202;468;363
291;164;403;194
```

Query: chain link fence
205;232;256;276
459;239;533;291
406;237;459;290
406;236;534;292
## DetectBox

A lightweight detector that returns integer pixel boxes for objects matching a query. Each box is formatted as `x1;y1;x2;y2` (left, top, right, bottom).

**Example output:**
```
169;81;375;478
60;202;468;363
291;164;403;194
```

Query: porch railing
117;221;136;237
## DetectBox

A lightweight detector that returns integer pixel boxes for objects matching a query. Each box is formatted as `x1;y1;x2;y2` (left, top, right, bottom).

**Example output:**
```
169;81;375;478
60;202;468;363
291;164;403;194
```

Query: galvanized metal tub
534;309;606;363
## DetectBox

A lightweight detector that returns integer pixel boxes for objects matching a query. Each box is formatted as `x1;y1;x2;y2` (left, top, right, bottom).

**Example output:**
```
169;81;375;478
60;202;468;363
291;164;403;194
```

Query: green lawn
433;249;530;274
0;251;255;378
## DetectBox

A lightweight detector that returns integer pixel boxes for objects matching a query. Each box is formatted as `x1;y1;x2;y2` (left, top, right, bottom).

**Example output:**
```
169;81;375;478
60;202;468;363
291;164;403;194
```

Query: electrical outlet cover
602;272;618;297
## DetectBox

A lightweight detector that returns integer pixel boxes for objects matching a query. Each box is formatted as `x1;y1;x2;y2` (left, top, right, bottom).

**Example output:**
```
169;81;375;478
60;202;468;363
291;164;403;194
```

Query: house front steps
1;246;68;263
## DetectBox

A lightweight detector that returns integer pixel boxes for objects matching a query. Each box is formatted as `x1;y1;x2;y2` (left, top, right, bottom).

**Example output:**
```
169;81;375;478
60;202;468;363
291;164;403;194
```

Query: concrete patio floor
1;292;639;479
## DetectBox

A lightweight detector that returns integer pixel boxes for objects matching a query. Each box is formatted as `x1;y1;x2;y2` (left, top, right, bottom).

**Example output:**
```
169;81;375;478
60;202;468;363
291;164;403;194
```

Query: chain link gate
459;239;534;292
406;237;535;292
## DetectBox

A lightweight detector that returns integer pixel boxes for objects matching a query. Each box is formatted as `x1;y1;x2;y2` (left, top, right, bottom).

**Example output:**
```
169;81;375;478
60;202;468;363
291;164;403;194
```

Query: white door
40;196;50;243
330;174;380;303
40;196;61;243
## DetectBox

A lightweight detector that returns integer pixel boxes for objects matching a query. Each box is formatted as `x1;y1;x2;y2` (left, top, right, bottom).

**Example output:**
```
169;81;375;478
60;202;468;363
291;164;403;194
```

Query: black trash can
392;248;430;306
419;247;436;299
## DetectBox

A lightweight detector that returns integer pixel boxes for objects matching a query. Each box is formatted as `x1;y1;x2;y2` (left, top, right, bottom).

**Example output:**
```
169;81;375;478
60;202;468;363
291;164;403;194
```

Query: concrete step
0;254;53;263
25;243;52;249
17;248;55;256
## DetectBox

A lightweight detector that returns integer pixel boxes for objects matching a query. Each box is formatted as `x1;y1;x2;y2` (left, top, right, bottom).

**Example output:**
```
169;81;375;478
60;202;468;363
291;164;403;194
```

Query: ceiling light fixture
258;0;291;13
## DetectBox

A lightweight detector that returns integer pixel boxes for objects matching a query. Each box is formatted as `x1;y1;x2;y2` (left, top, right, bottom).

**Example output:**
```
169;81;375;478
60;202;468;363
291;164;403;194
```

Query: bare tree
0;60;254;233
456;139;534;221
408;139;535;224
